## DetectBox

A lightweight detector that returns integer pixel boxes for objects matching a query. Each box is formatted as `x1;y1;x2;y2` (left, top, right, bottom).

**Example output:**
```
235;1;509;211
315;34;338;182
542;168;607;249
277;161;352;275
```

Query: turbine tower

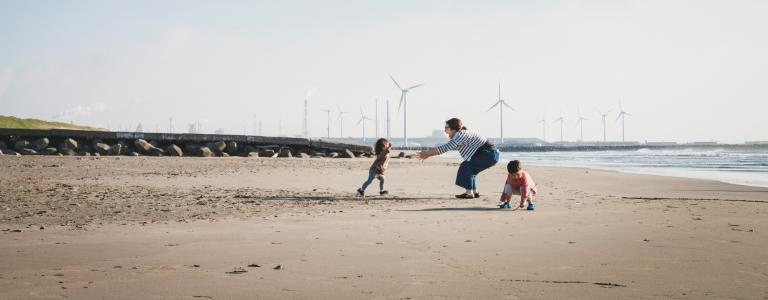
337;110;348;138
596;108;612;143
389;74;425;147
552;112;564;143
616;98;632;142
303;96;309;138
537;115;547;142
486;80;515;144
374;98;379;138
575;108;588;143
386;99;391;141
303;89;316;138
320;108;332;139
357;106;372;143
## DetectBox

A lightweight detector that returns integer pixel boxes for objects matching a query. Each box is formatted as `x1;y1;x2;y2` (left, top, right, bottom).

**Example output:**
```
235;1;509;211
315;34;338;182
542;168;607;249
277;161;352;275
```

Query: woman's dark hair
445;118;467;131
374;138;389;154
507;160;522;174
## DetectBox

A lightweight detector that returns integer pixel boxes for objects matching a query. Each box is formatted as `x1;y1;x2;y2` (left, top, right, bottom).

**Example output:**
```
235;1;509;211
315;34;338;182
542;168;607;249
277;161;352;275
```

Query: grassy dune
0;115;105;131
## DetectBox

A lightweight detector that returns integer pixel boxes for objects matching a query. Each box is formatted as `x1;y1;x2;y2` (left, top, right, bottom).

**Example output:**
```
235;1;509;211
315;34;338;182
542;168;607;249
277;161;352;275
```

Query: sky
1;0;767;144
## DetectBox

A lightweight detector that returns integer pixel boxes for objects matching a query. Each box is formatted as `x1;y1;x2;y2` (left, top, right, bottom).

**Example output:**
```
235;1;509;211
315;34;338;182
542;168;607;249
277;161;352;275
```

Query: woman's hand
417;149;436;160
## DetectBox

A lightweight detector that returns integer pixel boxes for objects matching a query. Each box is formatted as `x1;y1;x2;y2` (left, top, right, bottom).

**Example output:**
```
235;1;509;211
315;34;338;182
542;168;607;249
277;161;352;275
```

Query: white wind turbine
320;107;332;139
596;108;612;143
389;74;425;147
357;106;372;143
552;111;565;143
374;98;379;138
337;110;349;138
486;80;515;144
616;98;632;142
537;115;547;142
302;89;313;138
574;108;588;143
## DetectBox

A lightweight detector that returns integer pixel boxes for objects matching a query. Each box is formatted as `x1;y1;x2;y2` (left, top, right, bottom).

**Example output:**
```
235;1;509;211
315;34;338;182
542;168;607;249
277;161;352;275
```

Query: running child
356;138;392;197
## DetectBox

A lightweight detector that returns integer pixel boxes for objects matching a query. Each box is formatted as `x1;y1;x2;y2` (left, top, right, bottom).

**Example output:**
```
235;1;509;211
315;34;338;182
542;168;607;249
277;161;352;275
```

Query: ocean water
442;148;768;188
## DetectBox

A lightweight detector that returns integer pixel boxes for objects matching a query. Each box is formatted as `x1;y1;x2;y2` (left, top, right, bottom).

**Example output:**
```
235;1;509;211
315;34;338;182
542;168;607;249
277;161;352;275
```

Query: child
356;138;392;197
499;160;538;210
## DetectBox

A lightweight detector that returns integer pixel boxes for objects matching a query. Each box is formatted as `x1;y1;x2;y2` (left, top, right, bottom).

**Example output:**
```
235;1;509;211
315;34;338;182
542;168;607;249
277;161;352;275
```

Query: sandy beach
1;155;766;299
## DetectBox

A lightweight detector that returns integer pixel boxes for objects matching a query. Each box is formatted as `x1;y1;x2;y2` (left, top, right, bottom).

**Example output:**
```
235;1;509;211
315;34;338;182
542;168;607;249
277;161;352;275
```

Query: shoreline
432;150;768;189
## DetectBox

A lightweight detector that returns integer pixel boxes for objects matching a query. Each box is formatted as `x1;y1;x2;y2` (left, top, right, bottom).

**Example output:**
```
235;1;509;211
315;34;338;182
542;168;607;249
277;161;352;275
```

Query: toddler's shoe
356;188;365;197
527;203;536;210
499;202;511;209
379;190;389;196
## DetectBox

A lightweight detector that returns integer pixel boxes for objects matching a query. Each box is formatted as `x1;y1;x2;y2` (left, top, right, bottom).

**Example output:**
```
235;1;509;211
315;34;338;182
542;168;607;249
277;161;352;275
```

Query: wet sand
1;156;767;299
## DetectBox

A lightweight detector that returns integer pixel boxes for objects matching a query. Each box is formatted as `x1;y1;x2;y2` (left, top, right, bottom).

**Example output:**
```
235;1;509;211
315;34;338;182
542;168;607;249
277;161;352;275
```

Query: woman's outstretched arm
416;148;440;160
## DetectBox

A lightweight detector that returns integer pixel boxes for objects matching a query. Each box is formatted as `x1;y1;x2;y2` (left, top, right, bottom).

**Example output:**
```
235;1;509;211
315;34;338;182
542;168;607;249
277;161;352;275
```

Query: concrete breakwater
0;128;373;158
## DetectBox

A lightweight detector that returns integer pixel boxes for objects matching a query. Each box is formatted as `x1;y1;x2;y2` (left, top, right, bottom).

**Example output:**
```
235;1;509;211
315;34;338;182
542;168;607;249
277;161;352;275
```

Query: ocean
443;148;768;188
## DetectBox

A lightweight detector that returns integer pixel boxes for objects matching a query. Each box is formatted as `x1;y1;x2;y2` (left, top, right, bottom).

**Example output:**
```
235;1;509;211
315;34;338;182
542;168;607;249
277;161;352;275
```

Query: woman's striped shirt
435;130;488;161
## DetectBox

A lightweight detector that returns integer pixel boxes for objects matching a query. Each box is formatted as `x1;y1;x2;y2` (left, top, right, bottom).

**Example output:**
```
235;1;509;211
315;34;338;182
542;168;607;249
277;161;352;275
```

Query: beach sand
1;156;766;299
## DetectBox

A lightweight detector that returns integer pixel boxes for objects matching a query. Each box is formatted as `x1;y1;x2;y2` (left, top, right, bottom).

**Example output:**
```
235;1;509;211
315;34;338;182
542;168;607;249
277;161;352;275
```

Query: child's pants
503;185;534;202
361;168;385;191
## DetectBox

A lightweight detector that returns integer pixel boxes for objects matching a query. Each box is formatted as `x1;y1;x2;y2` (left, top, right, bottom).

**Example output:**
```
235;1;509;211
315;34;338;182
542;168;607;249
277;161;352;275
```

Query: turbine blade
502;102;515;111
388;74;403;90
397;93;405;114
498;80;502;100
406;83;425;90
615;113;622;122
487;102;501;112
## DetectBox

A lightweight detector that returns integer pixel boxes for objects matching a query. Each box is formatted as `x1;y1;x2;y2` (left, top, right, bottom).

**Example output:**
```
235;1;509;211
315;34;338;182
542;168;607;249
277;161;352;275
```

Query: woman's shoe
379;190;389;195
455;193;475;199
356;188;365;197
474;193;480;198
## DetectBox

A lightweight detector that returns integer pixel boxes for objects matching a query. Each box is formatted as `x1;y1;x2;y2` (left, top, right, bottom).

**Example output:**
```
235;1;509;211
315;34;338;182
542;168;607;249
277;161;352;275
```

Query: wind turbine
320;108;332;139
386;99;391;141
574;108;588;143
389;74;425;147
337;110;349;138
552;111;565;143
596;108;612;143
486;80;515;144
616;98;632;142
357;106;372;143
374;98;379;138
536;115;547;142
302;90;313;139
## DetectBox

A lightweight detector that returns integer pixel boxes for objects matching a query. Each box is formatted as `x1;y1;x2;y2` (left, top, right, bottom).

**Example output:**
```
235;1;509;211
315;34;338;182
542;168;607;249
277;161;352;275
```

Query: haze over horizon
1;1;767;144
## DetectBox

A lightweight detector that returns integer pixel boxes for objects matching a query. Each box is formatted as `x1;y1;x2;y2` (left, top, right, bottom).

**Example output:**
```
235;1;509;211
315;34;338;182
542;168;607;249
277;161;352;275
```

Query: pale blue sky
1;0;766;143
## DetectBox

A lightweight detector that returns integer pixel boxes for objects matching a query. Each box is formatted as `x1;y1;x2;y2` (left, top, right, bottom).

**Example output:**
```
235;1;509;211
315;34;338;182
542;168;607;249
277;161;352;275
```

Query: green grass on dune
0;115;105;131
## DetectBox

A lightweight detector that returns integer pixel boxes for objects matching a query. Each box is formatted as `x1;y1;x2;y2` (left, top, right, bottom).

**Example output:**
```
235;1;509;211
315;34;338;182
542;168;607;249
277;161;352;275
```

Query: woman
417;118;500;198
